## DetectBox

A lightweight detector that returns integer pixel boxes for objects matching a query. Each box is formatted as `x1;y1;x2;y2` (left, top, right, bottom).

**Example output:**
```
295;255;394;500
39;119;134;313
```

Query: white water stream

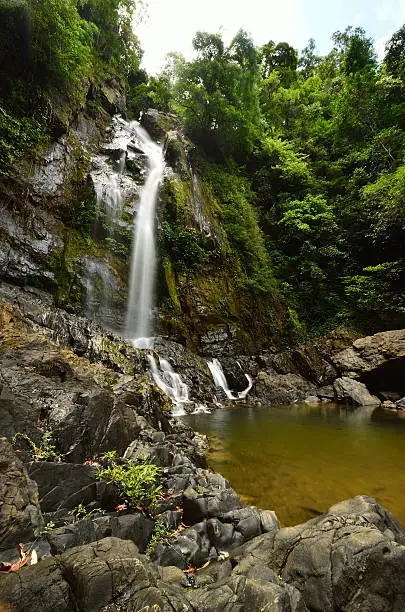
208;358;253;400
148;354;191;416
125;122;164;341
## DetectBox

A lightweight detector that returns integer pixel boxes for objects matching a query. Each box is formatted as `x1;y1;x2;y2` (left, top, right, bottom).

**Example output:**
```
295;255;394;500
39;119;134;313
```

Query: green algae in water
183;403;405;527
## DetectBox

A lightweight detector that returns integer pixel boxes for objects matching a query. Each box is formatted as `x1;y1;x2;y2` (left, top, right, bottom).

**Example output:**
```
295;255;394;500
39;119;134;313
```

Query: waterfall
208;358;253;400
147;354;191;416
94;151;125;223
125;122;164;343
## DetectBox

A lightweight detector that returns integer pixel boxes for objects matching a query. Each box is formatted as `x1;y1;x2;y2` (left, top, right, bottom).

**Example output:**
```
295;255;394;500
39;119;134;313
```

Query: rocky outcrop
333;376;380;406
332;329;405;396
0;437;43;550
229;495;405;612
333;329;405;373
253;372;317;405
2;497;405;611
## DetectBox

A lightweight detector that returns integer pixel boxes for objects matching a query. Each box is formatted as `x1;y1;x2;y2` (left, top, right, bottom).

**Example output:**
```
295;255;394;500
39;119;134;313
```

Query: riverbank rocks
332;329;405;396
0;437;43;552
253;371;317;404
3;497;403;611
229;495;405;612
333;376;381;406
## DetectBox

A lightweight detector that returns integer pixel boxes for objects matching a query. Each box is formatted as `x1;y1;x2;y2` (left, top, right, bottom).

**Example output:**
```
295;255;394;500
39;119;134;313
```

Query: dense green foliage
153;23;405;334
0;0;142;174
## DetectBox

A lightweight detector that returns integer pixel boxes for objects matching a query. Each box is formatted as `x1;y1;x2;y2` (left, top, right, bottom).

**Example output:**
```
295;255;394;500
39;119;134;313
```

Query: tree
30;0;96;92
260;41;298;85
172;30;259;160
298;39;320;79
384;25;405;81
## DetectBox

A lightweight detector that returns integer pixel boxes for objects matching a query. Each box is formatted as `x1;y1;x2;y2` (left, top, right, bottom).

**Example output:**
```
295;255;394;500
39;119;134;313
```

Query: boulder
332;329;405;396
27;462;98;513
254;372;317;404
0;537;194;612
0;437;44;552
397;397;405;409
333;377;380;406
230;495;405;612
141;108;170;141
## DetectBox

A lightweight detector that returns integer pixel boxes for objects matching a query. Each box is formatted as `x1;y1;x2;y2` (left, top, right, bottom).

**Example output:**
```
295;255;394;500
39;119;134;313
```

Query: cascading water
122;122;195;412
125;122;165;343
147;355;191;416
208;358;253;400
94;151;125;222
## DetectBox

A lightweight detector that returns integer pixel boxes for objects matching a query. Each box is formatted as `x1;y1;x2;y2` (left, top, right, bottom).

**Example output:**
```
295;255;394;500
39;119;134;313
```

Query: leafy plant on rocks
146;519;175;557
74;503;104;522
11;432;62;462
96;456;162;509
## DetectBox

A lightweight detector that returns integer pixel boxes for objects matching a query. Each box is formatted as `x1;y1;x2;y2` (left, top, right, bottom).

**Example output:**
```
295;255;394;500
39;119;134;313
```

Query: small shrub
11;431;62;462
146;519;174;557
39;521;55;536
96;456;162;508
74;503;104;522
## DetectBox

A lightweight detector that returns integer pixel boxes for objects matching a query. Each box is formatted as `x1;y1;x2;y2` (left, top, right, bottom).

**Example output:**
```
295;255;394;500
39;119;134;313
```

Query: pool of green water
182;403;405;527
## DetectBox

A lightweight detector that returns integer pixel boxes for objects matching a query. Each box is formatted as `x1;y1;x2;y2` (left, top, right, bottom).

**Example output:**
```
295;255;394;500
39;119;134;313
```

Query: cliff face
0;91;294;356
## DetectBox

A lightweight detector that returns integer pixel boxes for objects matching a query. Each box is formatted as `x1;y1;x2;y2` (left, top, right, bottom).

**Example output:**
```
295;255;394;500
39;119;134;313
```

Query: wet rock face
0;294;172;461
0;437;44;551
0;207;63;288
151;336;217;405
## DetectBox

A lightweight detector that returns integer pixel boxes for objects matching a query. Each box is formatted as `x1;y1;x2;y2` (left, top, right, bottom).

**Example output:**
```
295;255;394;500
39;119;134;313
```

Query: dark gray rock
109;513;154;553
182;482;243;526
27;462;98;512
0;556;78;612
253;372;317;404
317;385;335;400
141;108;169;141
46;517;108;555
0;437;44;552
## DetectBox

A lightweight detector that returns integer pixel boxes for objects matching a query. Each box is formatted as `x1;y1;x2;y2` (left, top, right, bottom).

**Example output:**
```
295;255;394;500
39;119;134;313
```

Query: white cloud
377;3;392;22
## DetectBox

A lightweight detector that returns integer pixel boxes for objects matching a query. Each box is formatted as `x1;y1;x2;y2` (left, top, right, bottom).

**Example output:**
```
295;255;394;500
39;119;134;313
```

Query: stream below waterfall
183;402;405;527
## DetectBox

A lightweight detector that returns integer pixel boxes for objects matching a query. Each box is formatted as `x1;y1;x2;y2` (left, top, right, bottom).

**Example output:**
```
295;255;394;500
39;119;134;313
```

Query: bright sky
135;0;405;74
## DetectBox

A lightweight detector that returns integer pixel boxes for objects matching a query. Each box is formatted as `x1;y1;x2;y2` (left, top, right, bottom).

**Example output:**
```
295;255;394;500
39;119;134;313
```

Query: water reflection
183;403;405;527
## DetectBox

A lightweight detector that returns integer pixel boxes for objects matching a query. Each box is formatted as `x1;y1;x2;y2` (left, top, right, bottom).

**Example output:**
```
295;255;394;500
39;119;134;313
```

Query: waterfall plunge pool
182;402;405;527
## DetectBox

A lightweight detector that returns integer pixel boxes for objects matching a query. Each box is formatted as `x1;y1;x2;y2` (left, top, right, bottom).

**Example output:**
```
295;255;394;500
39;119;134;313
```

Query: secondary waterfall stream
125;122;164;343
208;358;253;400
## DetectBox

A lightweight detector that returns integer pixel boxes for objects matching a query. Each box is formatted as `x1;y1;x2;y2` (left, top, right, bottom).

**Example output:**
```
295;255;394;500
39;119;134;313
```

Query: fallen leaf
114;503;128;512
0;544;30;573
